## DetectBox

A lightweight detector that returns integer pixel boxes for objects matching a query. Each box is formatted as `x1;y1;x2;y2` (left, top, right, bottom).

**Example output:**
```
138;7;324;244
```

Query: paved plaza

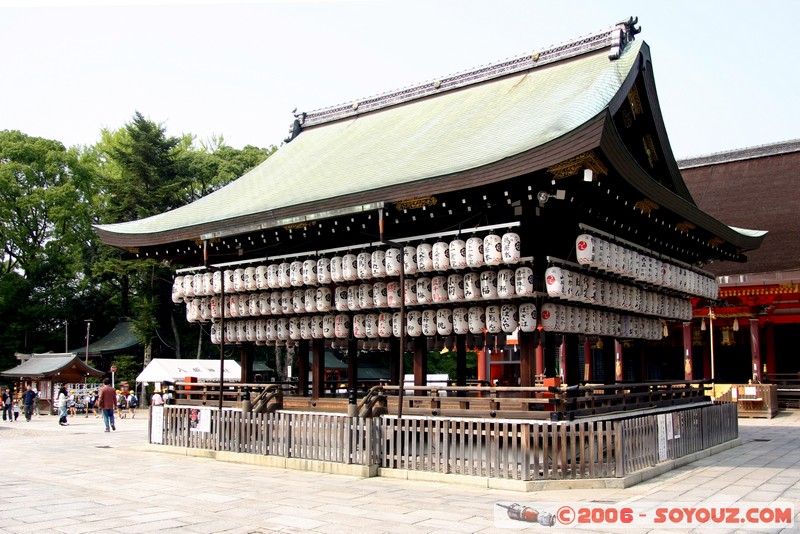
1;408;798;533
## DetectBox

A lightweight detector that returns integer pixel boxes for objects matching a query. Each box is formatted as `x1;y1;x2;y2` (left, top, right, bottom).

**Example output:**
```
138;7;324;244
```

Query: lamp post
84;319;93;363
707;307;716;381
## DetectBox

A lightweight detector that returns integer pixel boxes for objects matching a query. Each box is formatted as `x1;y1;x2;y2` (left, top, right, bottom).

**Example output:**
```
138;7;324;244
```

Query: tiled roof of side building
677;139;800;169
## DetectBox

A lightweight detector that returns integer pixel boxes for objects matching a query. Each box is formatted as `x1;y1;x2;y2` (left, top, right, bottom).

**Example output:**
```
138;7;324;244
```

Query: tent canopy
136;358;241;383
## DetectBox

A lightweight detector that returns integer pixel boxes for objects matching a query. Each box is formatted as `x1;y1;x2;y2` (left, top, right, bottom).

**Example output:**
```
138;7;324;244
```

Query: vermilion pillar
750;318;762;383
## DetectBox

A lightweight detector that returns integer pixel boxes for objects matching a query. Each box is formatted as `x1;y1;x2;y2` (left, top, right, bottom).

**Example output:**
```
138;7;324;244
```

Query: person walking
2;387;12;422
21;385;36;422
116;390;127;419
126;391;138;418
56;386;69;426
151;390;164;407
97;379;116;432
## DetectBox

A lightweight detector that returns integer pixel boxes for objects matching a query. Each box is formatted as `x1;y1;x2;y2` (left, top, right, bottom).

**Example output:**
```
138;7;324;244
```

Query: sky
1;0;799;159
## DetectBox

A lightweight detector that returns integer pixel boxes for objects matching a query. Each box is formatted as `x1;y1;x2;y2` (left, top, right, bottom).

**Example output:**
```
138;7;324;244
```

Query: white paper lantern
545;266;565;298
269;291;282;315
223;321;235;343
480;270;498;300
365;313;380;338
182;274;195;299
276;318;289;341
416;243;433;273
519;303;537;332
311;316;324;339
497;269;515;298
358;283;374;309
385;248;402;276
449;239;467;269
266;264;280;289
213;271;223;294
316;287;332;312
500;304;518;333
452;307;469;335
256;319;267;342
432;241;450;271
280;290;292;315
404;279;418;305
248;294;261;317
209;296;221;319
378;312;393;338
172;276;185;303
265;319;278;341
514;266;535;297
357;252;373;280
575;234;595;266
245;320;257;342
243;267;257;292
335;286;349;312
317;257;332;285
258;293;270;316
210;323;222;345
372;282;388;308
447;274;465;302
371;250;386;278
421;309;437;337
342;253;358;282
392;312;403;338
486;305;501;333
483;234;502;266
255;265;269;290
403;246;418;275
468;306;486;334
305;288;317;313
387;281;401;308
501;232;521;264
227;295;239;318
194;273;206;297
186;299;201;323
466;236;484;268
432;275;448;303
353;314;367;338
406;310;423;337
292;290;305;314
330;256;345;283
347;285;360;311
302;259;318;286
540;303;557;331
334;314;351;338
463;272;481;301
436;308;453;336
278;263;292;288
202;272;214;297
416;277;432;305
322;315;335;339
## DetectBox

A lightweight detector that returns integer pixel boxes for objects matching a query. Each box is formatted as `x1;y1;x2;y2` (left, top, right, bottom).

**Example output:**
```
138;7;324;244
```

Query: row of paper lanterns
181;265;539;322
540;303;663;340
208;303;538;345
575;234;718;299
545;266;692;321
173;232;524;302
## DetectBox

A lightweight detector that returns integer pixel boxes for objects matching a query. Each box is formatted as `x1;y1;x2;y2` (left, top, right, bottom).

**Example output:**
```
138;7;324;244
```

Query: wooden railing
149;402;737;481
765;373;800;409
715;383;779;418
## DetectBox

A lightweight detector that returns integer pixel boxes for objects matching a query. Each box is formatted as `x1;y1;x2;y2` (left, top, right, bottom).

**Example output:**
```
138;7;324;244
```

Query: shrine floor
1;408;798;533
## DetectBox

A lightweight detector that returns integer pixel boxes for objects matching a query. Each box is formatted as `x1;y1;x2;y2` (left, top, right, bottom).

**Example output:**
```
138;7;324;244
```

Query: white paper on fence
151;406;164;444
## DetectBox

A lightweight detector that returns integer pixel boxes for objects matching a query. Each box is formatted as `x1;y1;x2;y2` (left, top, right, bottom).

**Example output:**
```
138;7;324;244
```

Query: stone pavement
1;408;798;534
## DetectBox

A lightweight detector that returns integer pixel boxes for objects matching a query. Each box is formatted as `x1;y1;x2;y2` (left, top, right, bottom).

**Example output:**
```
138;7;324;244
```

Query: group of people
2;386;40;422
55;384;138;427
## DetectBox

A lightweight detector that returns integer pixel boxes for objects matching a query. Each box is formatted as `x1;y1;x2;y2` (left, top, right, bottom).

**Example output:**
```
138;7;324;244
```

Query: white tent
136;358;241;383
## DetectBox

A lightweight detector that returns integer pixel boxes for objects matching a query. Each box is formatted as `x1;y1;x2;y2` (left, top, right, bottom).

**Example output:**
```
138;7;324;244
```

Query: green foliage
110;354;140;387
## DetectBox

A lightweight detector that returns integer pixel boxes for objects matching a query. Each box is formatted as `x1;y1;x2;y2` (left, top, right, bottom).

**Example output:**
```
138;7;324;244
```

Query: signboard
151;406;164;444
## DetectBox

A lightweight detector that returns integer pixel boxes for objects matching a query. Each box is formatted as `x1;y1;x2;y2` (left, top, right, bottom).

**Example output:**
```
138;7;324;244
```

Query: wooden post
558;336;567;382
347;336;358;394
389;337;401;385
749;318;762;383
456;334;467;396
519;331;533;388
583;336;592;382
414;340;427;387
311;338;325;400
239;343;254;383
682;322;693;380
614;340;624;382
296;339;309;396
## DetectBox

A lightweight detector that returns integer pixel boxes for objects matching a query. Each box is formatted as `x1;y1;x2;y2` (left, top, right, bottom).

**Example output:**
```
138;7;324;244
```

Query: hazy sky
2;0;798;158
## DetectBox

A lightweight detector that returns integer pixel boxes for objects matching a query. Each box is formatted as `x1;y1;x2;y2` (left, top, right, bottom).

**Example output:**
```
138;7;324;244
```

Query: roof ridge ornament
297;17;642;129
609;16;641;60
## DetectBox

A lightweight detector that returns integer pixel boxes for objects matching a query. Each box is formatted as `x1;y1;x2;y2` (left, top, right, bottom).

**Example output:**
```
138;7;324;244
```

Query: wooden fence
149;402;737;481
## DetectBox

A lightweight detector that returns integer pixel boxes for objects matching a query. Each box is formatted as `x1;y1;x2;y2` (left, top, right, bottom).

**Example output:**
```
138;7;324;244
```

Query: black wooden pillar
296;339;309;396
347;336;358;394
311;338;325;399
239;344;254;383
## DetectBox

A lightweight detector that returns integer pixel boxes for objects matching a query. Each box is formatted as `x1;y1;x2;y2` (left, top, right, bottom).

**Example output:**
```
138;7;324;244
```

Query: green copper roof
95;38;643;244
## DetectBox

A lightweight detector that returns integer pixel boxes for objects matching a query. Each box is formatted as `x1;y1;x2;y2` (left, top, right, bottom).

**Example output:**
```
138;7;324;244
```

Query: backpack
129;395;138;408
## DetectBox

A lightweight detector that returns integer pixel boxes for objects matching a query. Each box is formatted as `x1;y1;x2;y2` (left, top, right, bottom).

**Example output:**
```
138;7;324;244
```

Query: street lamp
706;307;716;381
84;319;93;363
